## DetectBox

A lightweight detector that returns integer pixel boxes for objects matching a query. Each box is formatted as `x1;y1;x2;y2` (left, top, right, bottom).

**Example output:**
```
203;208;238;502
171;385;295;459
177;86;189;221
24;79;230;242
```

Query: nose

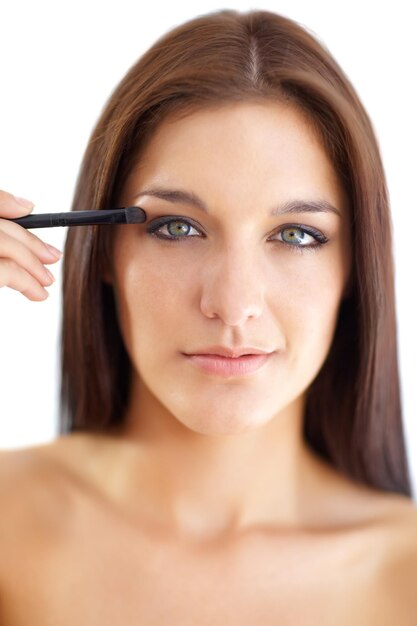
199;247;265;326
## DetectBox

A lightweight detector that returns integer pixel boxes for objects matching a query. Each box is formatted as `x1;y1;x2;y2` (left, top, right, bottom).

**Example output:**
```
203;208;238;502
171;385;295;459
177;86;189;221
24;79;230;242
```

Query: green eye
280;227;313;245
147;217;200;240
166;220;195;237
147;216;329;252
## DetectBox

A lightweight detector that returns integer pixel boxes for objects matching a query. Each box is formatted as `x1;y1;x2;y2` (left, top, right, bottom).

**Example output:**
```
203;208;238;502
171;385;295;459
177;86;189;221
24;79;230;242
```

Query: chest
1;511;381;626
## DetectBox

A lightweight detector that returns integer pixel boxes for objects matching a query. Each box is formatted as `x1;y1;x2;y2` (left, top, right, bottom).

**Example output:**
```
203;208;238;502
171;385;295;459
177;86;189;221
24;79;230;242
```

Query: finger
0;189;35;217
0;217;63;264
0;229;57;287
0;259;50;301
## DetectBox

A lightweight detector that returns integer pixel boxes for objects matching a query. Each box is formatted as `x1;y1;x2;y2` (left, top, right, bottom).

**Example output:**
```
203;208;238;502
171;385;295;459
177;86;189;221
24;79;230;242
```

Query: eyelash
146;216;329;253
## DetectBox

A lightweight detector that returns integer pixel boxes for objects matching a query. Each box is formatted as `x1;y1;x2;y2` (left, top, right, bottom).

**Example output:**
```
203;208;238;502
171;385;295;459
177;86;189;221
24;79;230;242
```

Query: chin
177;408;273;437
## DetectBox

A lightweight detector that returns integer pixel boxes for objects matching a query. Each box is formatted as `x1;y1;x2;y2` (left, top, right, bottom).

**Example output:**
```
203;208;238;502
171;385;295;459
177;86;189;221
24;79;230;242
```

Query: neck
102;378;333;542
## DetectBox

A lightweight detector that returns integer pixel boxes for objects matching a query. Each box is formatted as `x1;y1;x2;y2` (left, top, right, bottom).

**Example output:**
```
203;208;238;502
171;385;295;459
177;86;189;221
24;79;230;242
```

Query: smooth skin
1;101;417;624
102;99;354;539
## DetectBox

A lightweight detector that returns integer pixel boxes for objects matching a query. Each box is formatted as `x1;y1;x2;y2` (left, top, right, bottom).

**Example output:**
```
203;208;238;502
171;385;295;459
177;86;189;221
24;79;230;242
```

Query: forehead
124;101;347;213
141;100;328;163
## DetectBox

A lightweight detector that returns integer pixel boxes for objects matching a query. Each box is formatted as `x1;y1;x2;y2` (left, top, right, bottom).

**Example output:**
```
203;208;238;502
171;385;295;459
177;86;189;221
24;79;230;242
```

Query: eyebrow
131;186;342;217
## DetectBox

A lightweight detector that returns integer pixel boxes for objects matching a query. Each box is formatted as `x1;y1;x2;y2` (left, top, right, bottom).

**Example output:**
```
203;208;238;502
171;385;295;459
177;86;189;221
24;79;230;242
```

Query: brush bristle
125;206;147;224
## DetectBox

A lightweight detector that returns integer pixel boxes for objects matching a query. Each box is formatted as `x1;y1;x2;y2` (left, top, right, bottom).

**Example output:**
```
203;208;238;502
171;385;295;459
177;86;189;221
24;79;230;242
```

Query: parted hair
59;9;412;497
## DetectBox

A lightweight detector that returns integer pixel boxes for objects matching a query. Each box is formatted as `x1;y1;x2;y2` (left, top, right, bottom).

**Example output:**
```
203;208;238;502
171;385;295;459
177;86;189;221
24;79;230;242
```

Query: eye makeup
145;214;329;254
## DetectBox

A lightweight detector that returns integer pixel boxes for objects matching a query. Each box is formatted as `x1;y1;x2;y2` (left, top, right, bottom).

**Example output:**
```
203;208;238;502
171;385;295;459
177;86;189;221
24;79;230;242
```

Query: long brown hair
60;9;412;497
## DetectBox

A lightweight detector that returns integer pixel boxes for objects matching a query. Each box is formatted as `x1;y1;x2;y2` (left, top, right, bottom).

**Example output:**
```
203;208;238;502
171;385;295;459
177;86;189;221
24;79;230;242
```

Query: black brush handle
5;206;147;228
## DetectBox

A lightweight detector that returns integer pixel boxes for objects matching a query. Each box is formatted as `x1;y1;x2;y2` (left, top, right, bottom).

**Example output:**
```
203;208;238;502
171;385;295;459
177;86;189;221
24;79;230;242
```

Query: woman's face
105;101;352;436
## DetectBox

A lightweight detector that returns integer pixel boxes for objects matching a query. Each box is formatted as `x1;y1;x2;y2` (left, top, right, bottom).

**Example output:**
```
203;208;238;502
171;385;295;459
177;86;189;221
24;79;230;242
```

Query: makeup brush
5;206;147;229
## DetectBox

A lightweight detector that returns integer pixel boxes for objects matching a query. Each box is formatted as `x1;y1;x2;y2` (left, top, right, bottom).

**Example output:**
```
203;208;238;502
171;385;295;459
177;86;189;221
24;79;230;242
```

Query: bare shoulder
309;456;417;621
387;499;417;583
0;438;82;562
0;436;76;496
365;495;417;623
0;433;108;528
0;432;94;484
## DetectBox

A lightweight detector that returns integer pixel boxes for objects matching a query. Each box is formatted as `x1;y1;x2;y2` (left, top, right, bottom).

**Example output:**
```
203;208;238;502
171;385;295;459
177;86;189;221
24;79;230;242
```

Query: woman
0;8;416;623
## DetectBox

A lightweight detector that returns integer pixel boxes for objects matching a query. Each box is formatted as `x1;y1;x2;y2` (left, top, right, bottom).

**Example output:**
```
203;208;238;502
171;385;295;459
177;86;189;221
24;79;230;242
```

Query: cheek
275;253;345;373
280;255;343;315
112;248;191;366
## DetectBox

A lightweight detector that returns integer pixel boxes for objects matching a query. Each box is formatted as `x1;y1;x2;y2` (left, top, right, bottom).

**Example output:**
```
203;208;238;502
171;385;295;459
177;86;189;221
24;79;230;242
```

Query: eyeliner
5;206;147;229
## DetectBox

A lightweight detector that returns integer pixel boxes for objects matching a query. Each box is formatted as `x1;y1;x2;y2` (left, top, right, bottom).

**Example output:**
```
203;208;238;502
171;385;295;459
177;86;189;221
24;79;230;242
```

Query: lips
183;352;274;377
185;345;274;358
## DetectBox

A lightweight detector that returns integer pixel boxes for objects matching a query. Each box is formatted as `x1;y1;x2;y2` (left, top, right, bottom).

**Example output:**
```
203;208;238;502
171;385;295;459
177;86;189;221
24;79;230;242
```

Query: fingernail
45;244;63;259
45;269;55;283
13;195;35;209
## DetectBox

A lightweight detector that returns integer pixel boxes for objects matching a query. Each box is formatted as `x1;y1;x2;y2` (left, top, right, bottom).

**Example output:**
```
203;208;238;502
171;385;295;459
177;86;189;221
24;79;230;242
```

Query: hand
0;190;63;301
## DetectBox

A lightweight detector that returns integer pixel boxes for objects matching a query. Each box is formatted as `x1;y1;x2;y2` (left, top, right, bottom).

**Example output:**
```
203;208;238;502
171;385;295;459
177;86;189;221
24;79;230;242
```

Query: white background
0;1;416;497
